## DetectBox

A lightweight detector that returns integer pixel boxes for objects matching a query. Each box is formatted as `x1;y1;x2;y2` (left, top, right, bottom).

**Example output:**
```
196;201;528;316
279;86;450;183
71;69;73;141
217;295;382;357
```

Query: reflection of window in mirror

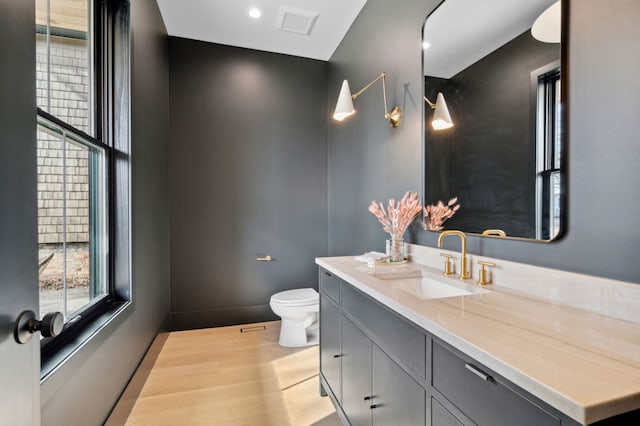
535;67;561;240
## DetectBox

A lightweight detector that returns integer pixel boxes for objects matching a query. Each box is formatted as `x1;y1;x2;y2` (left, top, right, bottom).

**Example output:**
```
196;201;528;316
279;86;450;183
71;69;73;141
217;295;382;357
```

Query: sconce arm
424;96;436;109
352;72;386;99
352;72;390;118
338;71;401;127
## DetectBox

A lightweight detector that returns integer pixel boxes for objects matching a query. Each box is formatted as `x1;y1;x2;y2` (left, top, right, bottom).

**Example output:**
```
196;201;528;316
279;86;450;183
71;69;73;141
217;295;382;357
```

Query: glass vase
386;235;405;263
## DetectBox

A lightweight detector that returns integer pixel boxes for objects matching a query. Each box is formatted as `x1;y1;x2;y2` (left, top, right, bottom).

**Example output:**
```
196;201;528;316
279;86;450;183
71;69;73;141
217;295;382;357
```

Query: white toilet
269;288;319;347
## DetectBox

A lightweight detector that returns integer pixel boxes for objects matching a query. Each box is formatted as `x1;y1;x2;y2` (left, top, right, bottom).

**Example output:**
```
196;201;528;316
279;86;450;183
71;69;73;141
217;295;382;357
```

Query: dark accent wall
328;0;640;284
168;39;328;330
425;31;560;238
328;0;437;257
41;0;171;424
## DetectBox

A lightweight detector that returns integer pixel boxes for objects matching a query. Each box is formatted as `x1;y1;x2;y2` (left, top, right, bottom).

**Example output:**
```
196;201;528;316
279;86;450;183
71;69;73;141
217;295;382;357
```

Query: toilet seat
270;288;318;307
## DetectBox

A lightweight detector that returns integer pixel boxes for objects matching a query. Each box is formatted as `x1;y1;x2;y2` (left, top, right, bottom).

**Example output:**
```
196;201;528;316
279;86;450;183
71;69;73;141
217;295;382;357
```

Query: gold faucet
437;230;470;280
481;229;506;237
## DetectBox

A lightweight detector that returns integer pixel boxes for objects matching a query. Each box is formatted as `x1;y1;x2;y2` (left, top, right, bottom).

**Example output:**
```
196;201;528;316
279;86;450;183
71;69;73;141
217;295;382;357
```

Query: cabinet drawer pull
333;354;342;358
324;271;332;276
369;404;379;409
464;363;491;381
363;396;372;401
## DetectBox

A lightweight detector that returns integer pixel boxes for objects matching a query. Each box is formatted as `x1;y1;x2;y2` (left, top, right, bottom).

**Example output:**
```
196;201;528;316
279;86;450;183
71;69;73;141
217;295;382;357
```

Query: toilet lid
270;288;318;306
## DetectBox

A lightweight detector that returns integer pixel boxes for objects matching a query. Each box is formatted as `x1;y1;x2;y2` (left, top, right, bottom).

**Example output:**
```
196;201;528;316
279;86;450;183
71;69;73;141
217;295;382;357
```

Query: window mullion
62;130;68;319
46;0;51;111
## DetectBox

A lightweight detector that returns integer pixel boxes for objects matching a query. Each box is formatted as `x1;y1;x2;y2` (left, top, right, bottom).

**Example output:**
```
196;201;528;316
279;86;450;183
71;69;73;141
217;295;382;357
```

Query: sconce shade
531;1;561;43
333;80;355;121
431;92;453;130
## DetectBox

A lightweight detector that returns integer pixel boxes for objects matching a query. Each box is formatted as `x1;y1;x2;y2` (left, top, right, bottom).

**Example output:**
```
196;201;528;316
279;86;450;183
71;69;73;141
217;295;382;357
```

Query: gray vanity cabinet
318;265;633;425
319;267;426;425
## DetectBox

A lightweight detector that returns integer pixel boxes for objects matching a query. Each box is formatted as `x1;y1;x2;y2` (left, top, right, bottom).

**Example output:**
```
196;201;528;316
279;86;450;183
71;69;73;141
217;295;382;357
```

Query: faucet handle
440;253;455;275
477;261;496;285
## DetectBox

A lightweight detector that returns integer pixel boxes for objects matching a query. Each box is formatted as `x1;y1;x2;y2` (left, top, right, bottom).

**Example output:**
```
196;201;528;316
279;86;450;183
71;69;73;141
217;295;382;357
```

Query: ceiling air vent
276;6;319;36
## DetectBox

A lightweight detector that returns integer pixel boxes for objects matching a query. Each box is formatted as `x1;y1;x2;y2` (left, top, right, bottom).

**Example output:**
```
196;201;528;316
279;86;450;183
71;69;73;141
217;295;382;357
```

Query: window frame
37;0;131;378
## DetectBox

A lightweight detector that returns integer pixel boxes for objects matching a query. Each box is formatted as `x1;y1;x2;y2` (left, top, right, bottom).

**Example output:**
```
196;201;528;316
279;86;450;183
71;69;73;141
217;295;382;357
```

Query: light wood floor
106;321;341;425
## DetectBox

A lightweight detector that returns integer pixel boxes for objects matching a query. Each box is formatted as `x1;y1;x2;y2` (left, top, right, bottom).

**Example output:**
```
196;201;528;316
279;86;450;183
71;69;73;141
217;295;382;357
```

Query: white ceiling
156;0;368;61
423;0;557;78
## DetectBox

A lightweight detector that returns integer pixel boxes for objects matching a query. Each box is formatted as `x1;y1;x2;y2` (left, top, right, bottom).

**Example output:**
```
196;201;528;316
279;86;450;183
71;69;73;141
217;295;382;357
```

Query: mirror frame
421;0;568;242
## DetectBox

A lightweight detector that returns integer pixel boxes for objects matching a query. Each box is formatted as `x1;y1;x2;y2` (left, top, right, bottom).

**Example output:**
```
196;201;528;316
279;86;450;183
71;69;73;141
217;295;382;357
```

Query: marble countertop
316;256;640;425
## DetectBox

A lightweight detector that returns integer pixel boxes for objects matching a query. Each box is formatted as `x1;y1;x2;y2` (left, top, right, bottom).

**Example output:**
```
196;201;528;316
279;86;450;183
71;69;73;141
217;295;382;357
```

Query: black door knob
14;310;64;344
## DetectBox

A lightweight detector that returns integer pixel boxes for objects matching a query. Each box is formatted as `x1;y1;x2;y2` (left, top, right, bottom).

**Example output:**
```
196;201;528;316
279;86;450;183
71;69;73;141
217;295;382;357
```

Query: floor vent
277;6;319;36
240;325;267;333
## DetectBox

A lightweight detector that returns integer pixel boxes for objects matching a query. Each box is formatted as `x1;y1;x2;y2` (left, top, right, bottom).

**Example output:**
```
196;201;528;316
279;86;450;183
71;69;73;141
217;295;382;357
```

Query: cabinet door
320;295;341;402
342;315;373;426
432;398;463;426
372;344;426;426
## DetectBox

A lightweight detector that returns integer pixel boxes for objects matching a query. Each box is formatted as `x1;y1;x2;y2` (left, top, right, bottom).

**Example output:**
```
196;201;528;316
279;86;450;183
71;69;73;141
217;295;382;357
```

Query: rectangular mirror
423;0;565;241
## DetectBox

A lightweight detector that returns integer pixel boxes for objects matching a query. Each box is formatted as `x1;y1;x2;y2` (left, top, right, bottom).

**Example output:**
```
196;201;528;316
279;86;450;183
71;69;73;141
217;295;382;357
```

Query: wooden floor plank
106;321;341;425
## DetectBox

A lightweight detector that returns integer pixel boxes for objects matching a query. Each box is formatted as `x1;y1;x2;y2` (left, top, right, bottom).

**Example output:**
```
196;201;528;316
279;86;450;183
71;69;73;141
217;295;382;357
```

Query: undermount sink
372;268;487;299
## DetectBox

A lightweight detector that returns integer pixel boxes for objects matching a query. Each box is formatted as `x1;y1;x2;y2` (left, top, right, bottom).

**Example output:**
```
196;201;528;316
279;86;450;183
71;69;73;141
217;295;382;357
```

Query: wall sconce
424;92;453;130
333;72;402;127
531;1;561;43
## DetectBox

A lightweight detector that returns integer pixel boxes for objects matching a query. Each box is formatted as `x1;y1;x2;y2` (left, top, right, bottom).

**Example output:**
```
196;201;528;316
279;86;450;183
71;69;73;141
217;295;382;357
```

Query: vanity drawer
432;340;560;426
341;283;425;380
319;268;340;304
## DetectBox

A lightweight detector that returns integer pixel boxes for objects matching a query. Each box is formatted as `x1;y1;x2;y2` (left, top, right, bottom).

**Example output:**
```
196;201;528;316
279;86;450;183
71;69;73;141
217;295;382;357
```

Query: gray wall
41;0;171;424
328;0;640;284
168;39;328;329
328;0;438;256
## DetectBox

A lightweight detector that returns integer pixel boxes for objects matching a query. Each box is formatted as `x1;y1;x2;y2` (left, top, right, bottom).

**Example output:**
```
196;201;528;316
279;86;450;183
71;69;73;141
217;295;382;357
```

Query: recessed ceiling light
422;41;431;50
249;8;262;19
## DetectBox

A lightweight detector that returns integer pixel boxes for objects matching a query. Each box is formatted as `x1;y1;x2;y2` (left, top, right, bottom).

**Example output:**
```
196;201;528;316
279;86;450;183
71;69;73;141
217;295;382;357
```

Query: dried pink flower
369;191;422;237
423;197;460;231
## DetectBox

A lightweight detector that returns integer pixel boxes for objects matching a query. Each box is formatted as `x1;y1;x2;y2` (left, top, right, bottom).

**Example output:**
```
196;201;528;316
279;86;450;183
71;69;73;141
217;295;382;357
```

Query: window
36;0;130;375
535;68;562;240
36;116;107;317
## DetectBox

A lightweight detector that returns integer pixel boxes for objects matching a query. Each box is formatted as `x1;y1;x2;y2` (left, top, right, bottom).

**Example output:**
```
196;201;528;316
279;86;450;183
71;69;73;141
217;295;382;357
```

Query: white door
0;0;40;423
